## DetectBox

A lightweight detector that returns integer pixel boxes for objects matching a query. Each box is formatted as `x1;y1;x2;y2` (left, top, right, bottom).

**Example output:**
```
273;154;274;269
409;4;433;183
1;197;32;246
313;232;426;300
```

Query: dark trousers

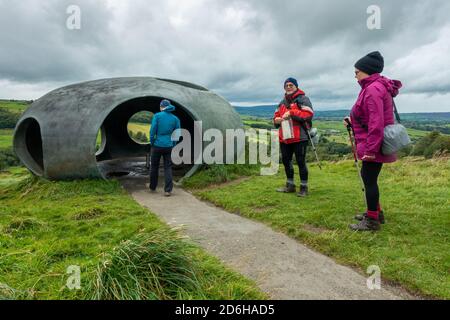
361;161;383;212
150;147;173;193
280;141;308;183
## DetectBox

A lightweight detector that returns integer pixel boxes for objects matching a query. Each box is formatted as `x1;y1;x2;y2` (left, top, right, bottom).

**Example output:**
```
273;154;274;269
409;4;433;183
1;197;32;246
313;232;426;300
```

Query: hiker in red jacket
274;78;314;197
345;51;402;231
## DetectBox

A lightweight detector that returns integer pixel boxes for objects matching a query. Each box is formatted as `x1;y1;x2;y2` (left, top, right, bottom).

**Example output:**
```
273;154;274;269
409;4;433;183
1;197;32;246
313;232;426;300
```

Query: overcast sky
1;0;449;112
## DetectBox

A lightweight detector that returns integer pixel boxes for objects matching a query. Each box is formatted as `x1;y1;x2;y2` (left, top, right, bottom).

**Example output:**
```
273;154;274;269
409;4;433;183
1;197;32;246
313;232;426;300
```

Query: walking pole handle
344;117;352;130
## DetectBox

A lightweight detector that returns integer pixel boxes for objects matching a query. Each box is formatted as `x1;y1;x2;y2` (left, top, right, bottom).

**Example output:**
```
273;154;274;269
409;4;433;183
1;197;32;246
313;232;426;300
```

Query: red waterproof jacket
273;89;314;144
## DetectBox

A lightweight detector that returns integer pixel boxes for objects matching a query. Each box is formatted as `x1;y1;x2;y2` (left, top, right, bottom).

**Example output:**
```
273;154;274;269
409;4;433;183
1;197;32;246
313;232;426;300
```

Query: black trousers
150;147;173;193
280;141;308;183
361;161;383;212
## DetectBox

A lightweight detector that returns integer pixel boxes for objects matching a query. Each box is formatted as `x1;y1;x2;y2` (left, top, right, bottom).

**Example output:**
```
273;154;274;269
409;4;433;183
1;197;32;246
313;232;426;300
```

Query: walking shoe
355;210;385;224
349;216;380;231
297;185;308;197
164;192;172;197
276;183;296;193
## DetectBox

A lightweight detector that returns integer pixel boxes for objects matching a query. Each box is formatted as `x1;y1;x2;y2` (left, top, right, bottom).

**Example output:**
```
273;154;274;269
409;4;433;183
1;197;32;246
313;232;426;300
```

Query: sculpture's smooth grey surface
13;77;243;180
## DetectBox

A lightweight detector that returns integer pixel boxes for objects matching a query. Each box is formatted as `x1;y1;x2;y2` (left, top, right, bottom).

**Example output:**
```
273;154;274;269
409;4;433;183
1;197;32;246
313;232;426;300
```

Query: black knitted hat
354;51;384;75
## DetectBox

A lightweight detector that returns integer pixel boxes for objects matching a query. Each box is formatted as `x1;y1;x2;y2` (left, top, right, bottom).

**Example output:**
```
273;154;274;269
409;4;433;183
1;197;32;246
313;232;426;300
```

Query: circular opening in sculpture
13;118;44;176
96;97;197;179
127;111;153;145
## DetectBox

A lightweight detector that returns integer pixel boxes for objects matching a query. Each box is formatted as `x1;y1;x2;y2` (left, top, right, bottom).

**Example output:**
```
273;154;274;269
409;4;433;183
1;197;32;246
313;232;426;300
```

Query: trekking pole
303;123;322;170
344;118;367;207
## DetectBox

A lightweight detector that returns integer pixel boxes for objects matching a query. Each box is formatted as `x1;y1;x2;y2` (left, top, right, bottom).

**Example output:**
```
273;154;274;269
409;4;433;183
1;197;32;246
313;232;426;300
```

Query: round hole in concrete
13;117;44;176
96;96;196;179
127;111;153;145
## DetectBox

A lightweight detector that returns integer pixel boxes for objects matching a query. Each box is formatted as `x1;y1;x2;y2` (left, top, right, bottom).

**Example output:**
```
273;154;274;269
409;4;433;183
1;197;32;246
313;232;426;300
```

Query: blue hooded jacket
150;104;181;148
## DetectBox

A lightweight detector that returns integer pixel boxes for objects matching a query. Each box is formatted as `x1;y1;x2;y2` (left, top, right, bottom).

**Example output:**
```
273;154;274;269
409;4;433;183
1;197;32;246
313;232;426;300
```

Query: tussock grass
91;230;203;300
88;230;266;300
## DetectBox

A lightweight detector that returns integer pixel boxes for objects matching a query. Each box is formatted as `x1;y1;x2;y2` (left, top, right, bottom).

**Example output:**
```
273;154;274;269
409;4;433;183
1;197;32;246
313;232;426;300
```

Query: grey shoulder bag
381;99;411;155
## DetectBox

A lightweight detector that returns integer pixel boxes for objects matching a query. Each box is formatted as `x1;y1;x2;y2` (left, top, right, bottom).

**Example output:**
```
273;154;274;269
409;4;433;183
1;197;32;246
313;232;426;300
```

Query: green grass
314;121;349;144
90;230;263;300
0;168;265;300
0;129;14;149
182;164;260;190
186;158;450;299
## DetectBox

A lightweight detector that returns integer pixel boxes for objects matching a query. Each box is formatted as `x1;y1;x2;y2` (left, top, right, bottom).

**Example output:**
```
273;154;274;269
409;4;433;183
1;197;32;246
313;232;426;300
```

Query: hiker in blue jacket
149;99;181;196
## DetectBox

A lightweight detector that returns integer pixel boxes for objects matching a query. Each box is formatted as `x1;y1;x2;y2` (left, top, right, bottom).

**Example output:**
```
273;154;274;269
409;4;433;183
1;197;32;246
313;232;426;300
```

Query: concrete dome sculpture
13;77;243;180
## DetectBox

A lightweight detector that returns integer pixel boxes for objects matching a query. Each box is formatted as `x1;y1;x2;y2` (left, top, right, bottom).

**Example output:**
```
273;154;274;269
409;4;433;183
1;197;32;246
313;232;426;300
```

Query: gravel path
121;177;411;300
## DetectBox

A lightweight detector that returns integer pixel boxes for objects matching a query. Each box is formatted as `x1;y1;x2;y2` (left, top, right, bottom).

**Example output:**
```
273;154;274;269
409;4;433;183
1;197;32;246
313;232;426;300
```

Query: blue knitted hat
284;77;298;88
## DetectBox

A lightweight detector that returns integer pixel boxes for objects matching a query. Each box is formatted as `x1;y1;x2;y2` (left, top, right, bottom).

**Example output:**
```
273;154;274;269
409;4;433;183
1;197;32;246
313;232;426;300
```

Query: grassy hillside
185;157;450;299
1;101;447;299
0;167;265;300
128;122;150;135
0;100;30;114
0;129;14;149
127;122;151;144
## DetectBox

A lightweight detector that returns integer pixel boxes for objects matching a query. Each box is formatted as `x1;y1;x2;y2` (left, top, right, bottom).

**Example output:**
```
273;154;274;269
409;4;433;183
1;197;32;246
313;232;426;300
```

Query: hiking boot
349;216;380;232
297;185;309;197
276;183;296;193
355;210;385;224
164;192;172;197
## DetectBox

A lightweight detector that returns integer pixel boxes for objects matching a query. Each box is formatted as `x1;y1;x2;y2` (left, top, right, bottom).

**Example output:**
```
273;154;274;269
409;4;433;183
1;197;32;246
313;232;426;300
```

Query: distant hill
400;113;450;123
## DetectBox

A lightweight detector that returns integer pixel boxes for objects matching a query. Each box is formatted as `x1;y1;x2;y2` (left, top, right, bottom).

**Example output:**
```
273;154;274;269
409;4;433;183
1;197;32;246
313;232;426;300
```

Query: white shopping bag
281;119;294;140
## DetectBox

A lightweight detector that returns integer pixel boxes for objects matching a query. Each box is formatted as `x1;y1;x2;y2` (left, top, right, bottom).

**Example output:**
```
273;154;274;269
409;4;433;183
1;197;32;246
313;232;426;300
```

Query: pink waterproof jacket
350;73;402;163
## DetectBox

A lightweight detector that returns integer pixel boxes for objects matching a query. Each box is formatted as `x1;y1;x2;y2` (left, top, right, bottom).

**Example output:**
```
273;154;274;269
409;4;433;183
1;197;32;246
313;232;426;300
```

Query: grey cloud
0;0;449;111
0;0;115;82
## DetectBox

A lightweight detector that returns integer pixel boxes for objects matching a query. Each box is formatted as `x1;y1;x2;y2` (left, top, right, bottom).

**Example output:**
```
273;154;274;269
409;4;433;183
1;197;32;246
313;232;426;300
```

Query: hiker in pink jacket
344;51;403;231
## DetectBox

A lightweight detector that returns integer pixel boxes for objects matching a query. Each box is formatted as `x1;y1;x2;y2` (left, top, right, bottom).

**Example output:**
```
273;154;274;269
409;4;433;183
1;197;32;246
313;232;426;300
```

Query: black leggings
280;141;308;183
361;161;383;212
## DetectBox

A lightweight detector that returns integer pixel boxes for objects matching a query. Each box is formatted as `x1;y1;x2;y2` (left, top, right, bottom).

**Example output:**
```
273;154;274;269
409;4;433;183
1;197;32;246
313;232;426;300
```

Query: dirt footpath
121;177;412;300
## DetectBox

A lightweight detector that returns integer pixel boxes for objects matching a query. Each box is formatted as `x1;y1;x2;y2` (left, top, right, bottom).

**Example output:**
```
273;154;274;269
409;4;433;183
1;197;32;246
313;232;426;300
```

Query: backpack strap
294;95;314;128
392;98;401;124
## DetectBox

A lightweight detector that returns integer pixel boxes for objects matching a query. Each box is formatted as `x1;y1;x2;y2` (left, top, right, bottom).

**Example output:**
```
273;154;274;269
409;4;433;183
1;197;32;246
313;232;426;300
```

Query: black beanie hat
354;51;384;75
